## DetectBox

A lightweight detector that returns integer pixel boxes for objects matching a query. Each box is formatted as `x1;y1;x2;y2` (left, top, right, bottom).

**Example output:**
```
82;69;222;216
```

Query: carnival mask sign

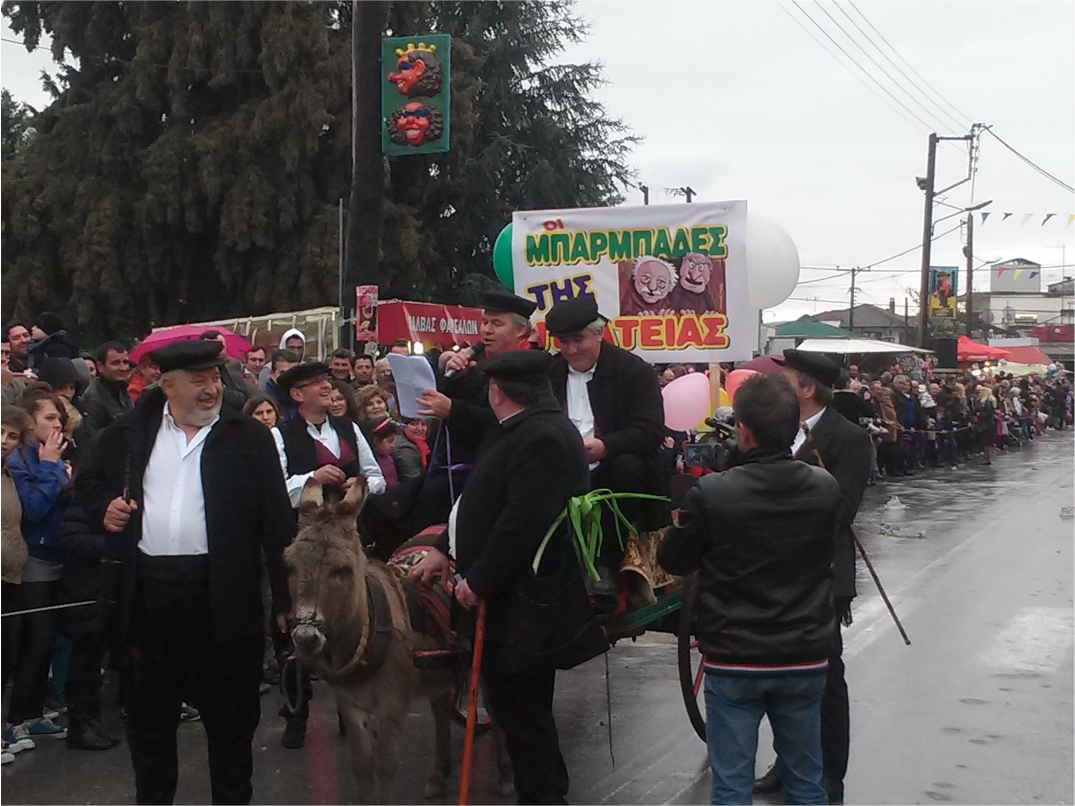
512;201;752;361
381;35;450;155
928;266;958;320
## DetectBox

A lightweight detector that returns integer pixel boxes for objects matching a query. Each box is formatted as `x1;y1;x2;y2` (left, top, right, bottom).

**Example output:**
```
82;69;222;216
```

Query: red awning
1000;344;1053;366
957;335;1009;362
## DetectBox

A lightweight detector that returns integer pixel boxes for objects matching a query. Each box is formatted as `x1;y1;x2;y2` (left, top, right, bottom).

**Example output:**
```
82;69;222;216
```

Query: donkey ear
299;479;325;515
334;474;368;519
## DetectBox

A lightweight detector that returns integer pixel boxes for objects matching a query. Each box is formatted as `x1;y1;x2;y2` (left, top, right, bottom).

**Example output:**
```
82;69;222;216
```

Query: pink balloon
662;373;712;431
724;369;760;403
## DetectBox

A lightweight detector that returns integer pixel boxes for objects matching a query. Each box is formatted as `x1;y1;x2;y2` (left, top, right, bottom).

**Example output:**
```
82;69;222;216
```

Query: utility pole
963;212;974;339
848;266;858;330
917;133;938;348
682;186;696;203
640;184;650;205
904;297;910;344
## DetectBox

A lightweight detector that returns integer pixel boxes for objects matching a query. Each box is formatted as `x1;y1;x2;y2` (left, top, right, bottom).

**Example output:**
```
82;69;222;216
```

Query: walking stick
458;600;487;806
803;425;912;646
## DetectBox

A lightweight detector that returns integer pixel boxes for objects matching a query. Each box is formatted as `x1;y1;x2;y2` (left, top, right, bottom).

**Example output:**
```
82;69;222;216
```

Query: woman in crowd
392;418;429;481
126;356;160;403
974;385;998;465
328;380;361;422
367;417;402;491
4;390;71;744
243;394;280;429
873;386;902;477
355;385;391;424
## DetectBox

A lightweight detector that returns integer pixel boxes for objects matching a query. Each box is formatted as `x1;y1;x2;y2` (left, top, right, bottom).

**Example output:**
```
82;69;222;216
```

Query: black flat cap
277;361;330;392
33;312;65;336
36;357;79;390
149;340;228;374
545;296;603;337
481;289;537;319
773;349;841;389
483;349;552;383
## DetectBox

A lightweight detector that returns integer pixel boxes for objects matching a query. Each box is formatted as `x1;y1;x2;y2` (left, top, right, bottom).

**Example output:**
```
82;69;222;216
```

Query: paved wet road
4;431;1072;805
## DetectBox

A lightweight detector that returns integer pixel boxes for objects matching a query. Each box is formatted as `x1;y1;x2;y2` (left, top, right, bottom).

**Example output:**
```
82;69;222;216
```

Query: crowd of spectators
0;317;433;764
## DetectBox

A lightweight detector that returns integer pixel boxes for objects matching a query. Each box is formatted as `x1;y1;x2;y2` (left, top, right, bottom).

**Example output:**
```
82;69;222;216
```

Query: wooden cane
458;600;487;805
802;425;912;646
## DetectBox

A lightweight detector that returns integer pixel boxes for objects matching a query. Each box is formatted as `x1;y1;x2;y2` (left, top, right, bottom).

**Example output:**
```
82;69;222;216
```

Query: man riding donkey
270;360;385;749
409;350;608;805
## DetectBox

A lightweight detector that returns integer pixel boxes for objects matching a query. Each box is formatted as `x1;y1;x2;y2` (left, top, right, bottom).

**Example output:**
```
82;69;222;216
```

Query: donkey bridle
316;574;395;685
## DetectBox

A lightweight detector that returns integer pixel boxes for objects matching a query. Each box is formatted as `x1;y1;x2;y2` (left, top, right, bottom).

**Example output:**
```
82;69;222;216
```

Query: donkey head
283;476;369;668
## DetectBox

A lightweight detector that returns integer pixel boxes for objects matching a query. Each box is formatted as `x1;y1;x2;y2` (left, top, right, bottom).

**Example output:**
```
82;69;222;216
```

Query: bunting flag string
978;211;1074;227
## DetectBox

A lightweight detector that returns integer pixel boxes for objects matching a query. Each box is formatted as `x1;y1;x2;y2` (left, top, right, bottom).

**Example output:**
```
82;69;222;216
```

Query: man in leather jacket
659;374;841;805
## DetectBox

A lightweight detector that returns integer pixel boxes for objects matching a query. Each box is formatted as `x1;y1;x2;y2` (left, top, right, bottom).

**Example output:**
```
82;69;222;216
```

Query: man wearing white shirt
75;340;294;805
269;361;384;749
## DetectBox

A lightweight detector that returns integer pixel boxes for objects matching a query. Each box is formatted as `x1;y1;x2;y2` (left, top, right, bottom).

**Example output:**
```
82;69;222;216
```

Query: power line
846;1;975;128
984;129;1075;194
813;1;962;135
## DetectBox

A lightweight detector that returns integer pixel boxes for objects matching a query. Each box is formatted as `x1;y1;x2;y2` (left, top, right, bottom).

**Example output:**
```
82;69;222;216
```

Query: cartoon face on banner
387;43;443;97
512;201;751;361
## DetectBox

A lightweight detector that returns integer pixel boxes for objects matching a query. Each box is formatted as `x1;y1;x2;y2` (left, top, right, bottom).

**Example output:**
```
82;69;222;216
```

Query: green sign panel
381;35;450;156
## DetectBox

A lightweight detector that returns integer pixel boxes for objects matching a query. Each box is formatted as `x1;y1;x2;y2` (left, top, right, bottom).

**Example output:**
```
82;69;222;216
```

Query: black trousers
590;454;648;569
126;556;262;805
483;653;568;805
65;628;105;732
820;597;852;789
7;579;59;725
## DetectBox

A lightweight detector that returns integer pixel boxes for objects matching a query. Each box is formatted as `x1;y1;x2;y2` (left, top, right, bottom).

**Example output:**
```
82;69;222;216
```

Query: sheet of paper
387;353;438;419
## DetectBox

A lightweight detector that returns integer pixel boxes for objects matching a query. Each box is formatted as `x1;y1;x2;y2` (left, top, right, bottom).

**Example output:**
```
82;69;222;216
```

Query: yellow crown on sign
395;42;437;57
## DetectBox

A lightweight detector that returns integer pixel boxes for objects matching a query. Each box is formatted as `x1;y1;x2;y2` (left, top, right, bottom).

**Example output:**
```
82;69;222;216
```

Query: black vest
281;415;363;479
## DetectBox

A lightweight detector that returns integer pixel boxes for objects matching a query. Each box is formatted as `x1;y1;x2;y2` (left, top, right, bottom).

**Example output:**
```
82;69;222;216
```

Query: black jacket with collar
793;405;873;600
452;398;590;648
78;376;134;440
75;386;295;643
658;448;841;666
548;341;668;529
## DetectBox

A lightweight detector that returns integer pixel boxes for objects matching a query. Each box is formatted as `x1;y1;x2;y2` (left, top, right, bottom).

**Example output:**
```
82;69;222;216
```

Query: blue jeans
704;673;827;805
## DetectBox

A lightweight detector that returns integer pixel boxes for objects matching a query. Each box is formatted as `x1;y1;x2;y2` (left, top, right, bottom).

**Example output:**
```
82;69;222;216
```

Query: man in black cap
545;296;667;604
753;348;872;805
75;339;295;804
409;349;594;805
412;288;537;530
269;360;384;749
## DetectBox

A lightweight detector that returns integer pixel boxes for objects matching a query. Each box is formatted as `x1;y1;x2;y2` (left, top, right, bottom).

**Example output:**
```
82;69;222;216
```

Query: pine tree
1;1;635;343
1;89;36;163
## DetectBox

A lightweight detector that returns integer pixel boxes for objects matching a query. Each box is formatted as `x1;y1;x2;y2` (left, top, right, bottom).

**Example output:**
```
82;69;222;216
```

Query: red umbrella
737;355;784;375
128;325;253;364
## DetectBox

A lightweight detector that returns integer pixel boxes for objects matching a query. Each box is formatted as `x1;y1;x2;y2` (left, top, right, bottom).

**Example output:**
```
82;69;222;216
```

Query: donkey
283;478;511;803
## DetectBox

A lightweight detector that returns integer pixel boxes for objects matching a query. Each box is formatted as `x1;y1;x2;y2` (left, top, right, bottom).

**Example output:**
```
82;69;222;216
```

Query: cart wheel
677;572;706;742
450;684;494;734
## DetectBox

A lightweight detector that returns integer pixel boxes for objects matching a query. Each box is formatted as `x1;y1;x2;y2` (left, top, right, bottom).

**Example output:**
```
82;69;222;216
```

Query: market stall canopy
795;338;932;355
773;315;860;340
991;359;1049;377
957;335;1009;363
998;344;1052;366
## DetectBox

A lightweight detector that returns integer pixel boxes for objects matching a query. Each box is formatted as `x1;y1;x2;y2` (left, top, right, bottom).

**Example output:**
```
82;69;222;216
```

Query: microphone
444;342;485;379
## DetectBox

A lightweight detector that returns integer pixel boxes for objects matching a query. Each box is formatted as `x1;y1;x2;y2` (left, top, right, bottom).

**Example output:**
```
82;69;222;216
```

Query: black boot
281;715;307;749
753;763;783;794
67;723;117;751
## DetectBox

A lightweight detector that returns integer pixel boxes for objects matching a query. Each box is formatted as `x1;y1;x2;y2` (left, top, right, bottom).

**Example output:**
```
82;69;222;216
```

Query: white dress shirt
139;404;218;556
272;418;386;508
566;365;599;470
791;407;826;457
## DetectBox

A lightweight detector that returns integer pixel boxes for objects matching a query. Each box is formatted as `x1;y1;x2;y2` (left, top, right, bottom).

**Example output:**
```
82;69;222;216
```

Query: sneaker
1;751;13;764
3;724;37;751
179;703;201;723
22;717;67;739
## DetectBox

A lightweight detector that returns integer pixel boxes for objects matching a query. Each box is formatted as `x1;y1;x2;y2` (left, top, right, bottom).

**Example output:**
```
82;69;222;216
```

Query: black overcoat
452;399;590;649
548;341;668;529
793;406;872;600
75;387;295;644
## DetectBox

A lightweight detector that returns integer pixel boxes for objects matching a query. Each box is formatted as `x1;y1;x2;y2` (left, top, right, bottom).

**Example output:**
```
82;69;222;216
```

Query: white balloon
746;215;801;310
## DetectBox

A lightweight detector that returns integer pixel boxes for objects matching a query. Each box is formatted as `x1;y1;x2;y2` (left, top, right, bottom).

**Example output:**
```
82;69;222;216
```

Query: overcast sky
3;1;1073;324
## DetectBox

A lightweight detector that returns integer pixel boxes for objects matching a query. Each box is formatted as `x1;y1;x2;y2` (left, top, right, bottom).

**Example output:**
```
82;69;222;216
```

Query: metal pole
964;212;974;337
640;184;649;205
918;133;938;348
849;266;857;330
904;297;909;344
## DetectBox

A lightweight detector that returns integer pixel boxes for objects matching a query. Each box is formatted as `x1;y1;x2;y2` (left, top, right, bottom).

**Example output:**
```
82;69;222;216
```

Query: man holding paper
411;290;537;530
